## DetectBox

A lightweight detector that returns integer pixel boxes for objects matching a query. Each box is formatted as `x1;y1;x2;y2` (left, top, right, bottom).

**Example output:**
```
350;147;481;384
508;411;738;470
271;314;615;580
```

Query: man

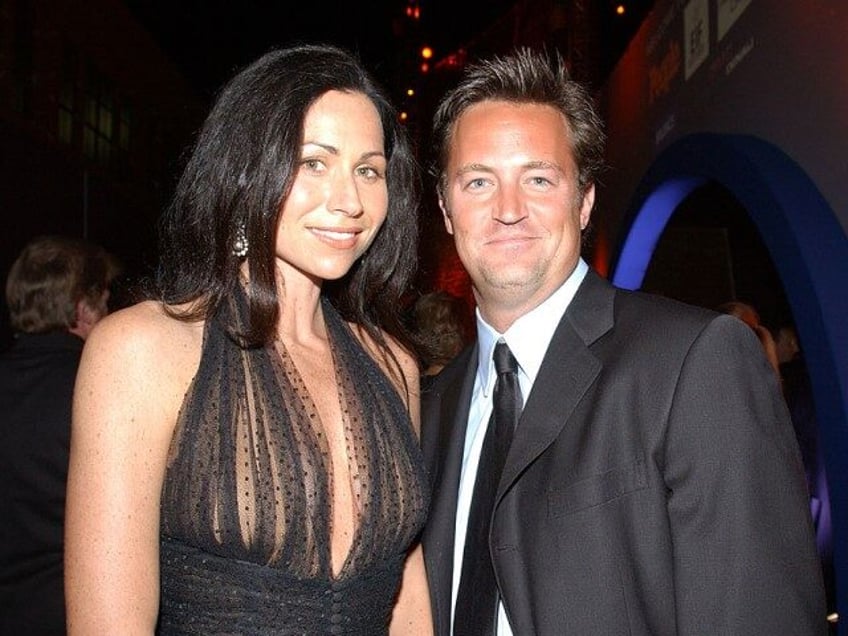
420;48;825;635
0;235;111;634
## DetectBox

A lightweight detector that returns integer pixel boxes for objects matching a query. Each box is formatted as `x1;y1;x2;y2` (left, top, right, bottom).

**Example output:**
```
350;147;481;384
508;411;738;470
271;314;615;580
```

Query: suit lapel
422;344;478;635
497;270;615;500
422;271;617;631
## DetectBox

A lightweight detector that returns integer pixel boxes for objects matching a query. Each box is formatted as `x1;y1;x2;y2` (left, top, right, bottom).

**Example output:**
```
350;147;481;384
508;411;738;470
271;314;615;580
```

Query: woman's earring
232;221;249;258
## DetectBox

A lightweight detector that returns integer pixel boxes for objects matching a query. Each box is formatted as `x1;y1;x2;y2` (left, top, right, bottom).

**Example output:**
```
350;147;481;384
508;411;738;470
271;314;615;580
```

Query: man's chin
479;268;542;296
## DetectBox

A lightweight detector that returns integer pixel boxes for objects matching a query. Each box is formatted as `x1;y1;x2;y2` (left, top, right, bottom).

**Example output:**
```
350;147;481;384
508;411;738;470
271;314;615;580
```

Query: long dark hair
156;44;420;360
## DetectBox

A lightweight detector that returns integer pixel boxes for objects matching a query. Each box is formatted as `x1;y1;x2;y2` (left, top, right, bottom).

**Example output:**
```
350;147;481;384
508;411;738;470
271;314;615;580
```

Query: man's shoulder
568;271;720;349
602;286;767;372
611;285;719;331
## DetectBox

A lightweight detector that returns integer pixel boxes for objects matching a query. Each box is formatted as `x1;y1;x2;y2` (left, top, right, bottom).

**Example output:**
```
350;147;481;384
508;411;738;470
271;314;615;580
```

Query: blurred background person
0;235;112;635
410;290;471;379
774;324;800;366
717;300;780;375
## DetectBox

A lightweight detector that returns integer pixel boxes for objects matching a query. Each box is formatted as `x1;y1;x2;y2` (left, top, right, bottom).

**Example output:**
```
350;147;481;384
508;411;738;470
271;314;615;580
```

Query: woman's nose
327;172;364;218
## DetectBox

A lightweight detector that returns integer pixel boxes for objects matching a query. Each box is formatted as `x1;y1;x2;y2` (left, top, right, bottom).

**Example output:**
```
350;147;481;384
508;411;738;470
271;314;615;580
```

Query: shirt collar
476;258;589;396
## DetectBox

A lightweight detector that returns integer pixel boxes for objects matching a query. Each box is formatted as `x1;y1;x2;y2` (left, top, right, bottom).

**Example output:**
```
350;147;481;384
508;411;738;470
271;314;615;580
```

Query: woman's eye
357;165;383;180
301;158;325;172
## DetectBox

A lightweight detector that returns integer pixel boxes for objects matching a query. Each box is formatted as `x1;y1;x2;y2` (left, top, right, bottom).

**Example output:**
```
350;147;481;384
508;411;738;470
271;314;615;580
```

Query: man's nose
493;183;526;224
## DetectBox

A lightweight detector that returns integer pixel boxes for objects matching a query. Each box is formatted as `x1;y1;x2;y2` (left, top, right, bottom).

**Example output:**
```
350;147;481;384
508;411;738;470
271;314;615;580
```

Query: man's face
439;100;594;327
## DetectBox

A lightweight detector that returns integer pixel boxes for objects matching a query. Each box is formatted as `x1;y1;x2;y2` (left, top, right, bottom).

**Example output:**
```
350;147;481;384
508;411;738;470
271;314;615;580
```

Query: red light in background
406;2;421;19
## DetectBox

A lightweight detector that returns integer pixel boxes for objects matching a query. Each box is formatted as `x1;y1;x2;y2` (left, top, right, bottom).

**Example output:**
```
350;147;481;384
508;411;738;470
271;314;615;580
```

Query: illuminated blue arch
611;133;848;625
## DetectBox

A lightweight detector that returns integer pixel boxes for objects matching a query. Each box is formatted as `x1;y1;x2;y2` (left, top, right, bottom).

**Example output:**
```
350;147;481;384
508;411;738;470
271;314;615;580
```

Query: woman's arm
65;302;200;635
355;327;423;434
391;542;434;635
386;339;433;634
355;328;433;633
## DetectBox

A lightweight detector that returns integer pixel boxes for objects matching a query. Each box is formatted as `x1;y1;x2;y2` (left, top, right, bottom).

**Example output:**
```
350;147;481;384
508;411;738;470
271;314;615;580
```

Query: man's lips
485;234;537;247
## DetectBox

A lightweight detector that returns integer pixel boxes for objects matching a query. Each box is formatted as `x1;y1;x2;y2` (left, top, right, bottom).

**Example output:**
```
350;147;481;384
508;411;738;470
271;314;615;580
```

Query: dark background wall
598;1;848;251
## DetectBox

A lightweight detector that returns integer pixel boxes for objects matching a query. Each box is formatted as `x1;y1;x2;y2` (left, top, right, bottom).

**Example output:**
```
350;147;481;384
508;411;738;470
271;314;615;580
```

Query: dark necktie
454;341;523;635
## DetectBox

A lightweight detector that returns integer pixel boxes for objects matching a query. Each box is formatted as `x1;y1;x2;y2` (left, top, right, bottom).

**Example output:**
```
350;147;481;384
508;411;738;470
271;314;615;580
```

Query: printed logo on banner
684;0;710;80
718;0;753;41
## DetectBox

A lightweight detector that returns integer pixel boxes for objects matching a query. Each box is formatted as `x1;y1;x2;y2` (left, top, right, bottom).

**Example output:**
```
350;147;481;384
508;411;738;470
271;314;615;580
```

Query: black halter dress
157;291;428;635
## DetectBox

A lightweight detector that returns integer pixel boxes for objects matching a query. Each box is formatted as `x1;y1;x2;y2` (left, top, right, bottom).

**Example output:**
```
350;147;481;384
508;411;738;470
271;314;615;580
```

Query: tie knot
493;341;518;376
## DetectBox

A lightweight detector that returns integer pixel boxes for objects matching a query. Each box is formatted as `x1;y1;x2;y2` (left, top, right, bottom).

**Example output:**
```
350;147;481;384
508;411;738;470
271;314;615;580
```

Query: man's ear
69;298;99;340
78;297;96;325
579;183;596;231
438;195;454;235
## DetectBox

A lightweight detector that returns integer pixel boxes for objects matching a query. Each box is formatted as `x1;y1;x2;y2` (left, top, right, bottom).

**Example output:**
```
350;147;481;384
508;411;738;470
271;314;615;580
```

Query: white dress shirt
450;259;589;635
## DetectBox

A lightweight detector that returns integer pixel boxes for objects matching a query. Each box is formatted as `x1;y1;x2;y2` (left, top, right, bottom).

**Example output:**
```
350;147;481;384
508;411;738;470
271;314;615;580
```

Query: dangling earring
232;221;249;258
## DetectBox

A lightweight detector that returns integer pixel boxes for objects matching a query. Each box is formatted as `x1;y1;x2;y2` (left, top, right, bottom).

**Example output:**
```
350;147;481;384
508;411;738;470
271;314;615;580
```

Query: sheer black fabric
158;289;428;635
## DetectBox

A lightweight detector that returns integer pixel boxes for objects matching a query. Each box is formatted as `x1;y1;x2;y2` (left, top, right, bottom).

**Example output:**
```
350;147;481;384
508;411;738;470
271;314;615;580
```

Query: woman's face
274;90;388;285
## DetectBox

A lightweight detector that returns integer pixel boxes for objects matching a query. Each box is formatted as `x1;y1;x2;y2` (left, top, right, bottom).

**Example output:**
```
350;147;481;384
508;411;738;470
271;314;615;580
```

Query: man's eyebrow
523;160;564;173
454;163;494;177
454;161;564;176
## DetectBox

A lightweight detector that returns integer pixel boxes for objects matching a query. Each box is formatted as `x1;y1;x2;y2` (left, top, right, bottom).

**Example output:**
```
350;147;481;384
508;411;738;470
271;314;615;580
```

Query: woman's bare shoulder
89;300;201;352
382;332;418;374
347;323;420;404
347;323;415;370
82;300;205;395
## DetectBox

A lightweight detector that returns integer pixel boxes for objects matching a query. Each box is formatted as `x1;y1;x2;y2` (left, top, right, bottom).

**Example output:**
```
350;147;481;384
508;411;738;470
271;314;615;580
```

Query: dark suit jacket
421;270;825;635
0;331;83;634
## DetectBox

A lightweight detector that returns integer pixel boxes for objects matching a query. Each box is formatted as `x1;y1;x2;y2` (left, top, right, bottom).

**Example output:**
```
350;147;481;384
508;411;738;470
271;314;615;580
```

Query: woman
65;45;432;634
